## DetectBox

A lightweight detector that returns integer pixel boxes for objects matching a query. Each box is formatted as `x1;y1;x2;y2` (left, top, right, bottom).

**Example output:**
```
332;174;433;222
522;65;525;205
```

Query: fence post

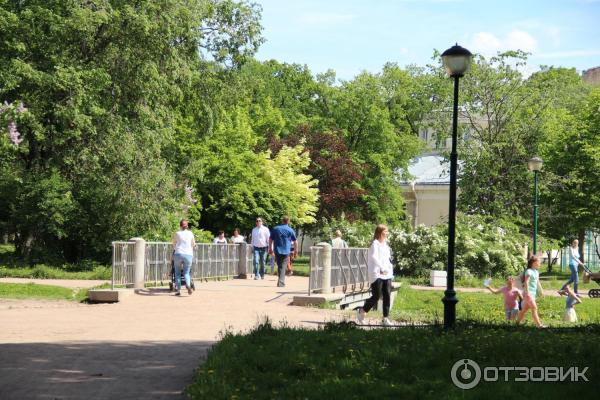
317;242;332;294
131;237;146;289
237;243;248;279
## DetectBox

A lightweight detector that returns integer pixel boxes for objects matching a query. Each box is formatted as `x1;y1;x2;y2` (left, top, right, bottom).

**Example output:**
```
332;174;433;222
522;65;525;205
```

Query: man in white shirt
251;217;270;279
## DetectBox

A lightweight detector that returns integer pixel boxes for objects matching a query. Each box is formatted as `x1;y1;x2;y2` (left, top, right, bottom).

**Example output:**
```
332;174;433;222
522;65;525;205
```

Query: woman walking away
559;239;585;296
357;224;394;326
172;219;196;296
517;256;545;327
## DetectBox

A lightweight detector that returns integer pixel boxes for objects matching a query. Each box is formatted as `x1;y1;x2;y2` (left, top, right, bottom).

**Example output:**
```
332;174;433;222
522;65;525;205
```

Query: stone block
88;289;131;303
292;293;344;307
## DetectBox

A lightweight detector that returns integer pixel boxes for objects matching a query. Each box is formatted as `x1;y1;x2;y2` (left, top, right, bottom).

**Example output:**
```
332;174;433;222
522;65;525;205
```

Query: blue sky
253;0;600;80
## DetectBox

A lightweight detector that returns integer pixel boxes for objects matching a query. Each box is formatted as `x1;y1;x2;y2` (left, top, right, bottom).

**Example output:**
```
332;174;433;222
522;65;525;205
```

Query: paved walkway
0;275;346;400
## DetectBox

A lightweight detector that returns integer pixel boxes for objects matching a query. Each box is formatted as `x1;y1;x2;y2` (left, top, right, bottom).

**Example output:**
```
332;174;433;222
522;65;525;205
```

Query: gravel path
0;275;346;399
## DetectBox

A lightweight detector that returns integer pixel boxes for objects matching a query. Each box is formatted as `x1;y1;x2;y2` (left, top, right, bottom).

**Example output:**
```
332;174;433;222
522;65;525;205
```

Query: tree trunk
300;227;306;257
578;230;586;264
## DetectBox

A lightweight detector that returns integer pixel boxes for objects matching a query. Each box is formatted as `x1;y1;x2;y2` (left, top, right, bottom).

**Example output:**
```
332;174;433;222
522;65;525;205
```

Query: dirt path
0;275;347;399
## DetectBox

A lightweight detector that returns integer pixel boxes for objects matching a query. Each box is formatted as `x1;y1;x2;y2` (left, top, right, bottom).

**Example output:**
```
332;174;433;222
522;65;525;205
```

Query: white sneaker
356;308;365;323
382;317;393;326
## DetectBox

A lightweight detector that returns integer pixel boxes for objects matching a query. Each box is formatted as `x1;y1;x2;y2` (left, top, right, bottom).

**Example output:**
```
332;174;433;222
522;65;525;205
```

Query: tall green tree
539;85;600;245
0;0;263;261
330;72;421;224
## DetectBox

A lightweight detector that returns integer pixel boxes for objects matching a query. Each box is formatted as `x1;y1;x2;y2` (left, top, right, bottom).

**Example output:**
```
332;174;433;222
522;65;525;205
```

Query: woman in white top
213;230;227;244
172;219;195;296
560;239;585;296
357;224;394;326
231;228;245;244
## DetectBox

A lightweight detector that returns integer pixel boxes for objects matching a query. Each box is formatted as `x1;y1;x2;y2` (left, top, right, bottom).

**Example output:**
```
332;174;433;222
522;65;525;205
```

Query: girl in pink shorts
517;256;545;328
486;277;522;320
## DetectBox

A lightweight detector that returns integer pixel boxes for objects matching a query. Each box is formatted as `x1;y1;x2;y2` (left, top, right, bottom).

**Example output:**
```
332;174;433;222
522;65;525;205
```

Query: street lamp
441;43;472;329
528;156;543;255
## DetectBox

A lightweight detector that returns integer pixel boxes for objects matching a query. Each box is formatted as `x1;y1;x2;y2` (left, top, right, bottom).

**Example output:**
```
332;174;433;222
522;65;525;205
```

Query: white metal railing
331;247;369;292
112;241;253;287
112;241;136;288
308;246;322;294
308;246;369;294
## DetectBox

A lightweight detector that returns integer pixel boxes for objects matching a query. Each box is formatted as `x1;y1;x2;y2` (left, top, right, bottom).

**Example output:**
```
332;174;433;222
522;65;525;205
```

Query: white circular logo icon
451;359;481;390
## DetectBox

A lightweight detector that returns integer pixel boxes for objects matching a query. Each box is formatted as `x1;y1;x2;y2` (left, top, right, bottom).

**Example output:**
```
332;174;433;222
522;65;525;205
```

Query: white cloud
468;29;538;58
544;26;561;47
470;32;502;56
506;30;537;52
534;49;600;58
296;13;355;26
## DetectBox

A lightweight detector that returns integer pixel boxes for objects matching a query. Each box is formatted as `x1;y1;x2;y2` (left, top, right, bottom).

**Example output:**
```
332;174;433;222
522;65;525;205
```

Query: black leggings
363;278;392;317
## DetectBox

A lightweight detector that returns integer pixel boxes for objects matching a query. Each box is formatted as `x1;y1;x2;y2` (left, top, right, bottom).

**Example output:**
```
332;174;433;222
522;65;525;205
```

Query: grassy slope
0;282;79;300
392;287;600;326
188;288;600;399
0;244;111;280
187;322;599;400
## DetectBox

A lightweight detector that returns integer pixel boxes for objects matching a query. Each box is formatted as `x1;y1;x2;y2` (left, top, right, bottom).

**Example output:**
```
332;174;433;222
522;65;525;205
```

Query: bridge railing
112;241;136;287
308;244;369;295
112;240;253;287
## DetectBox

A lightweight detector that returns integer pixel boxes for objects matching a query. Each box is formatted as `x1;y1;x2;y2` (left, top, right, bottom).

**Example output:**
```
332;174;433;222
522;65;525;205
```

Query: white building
399;120;472;228
400;153;451;228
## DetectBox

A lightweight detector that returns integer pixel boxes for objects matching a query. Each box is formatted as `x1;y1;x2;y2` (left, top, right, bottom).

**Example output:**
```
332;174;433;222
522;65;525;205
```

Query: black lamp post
441;44;472;329
528;157;543;255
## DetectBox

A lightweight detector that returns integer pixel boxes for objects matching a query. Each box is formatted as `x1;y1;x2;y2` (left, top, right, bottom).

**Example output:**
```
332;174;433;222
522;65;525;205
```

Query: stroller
168;253;196;293
582;265;600;298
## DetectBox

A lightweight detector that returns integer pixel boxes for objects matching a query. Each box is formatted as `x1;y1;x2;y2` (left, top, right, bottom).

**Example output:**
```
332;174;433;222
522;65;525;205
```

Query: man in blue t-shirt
269;216;298;287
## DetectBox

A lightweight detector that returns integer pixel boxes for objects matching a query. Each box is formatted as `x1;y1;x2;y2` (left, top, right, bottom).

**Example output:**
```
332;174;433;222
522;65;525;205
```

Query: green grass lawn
291;256;310;277
187;322;599;399
400;265;600;293
0;244;111;280
391;287;600;326
0;282;89;301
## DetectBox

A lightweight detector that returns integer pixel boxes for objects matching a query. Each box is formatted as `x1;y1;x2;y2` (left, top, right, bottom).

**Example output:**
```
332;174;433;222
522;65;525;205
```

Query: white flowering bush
390;214;527;278
389;225;446;278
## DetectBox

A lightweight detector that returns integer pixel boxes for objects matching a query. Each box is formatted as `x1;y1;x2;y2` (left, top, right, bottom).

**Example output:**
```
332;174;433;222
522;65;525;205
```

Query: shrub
191;228;215;244
389;225;446;278
390;214;527;278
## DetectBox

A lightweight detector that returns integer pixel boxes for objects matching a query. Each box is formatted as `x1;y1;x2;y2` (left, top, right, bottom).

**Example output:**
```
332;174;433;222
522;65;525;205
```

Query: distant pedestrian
485;277;522;321
269;216;297;287
559;239;584;296
231;228;245;244
563;284;582;322
517;256;545;328
331;230;348;249
286;242;295;276
251;217;270;279
213;230;227;244
269;253;275;274
356;224;394;326
172;219;195;296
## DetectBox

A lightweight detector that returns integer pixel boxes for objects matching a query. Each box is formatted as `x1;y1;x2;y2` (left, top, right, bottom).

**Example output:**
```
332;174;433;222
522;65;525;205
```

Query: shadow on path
0;341;213;400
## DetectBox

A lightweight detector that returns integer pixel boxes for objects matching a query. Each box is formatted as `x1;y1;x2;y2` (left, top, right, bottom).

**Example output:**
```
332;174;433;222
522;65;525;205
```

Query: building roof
398;154;452;185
